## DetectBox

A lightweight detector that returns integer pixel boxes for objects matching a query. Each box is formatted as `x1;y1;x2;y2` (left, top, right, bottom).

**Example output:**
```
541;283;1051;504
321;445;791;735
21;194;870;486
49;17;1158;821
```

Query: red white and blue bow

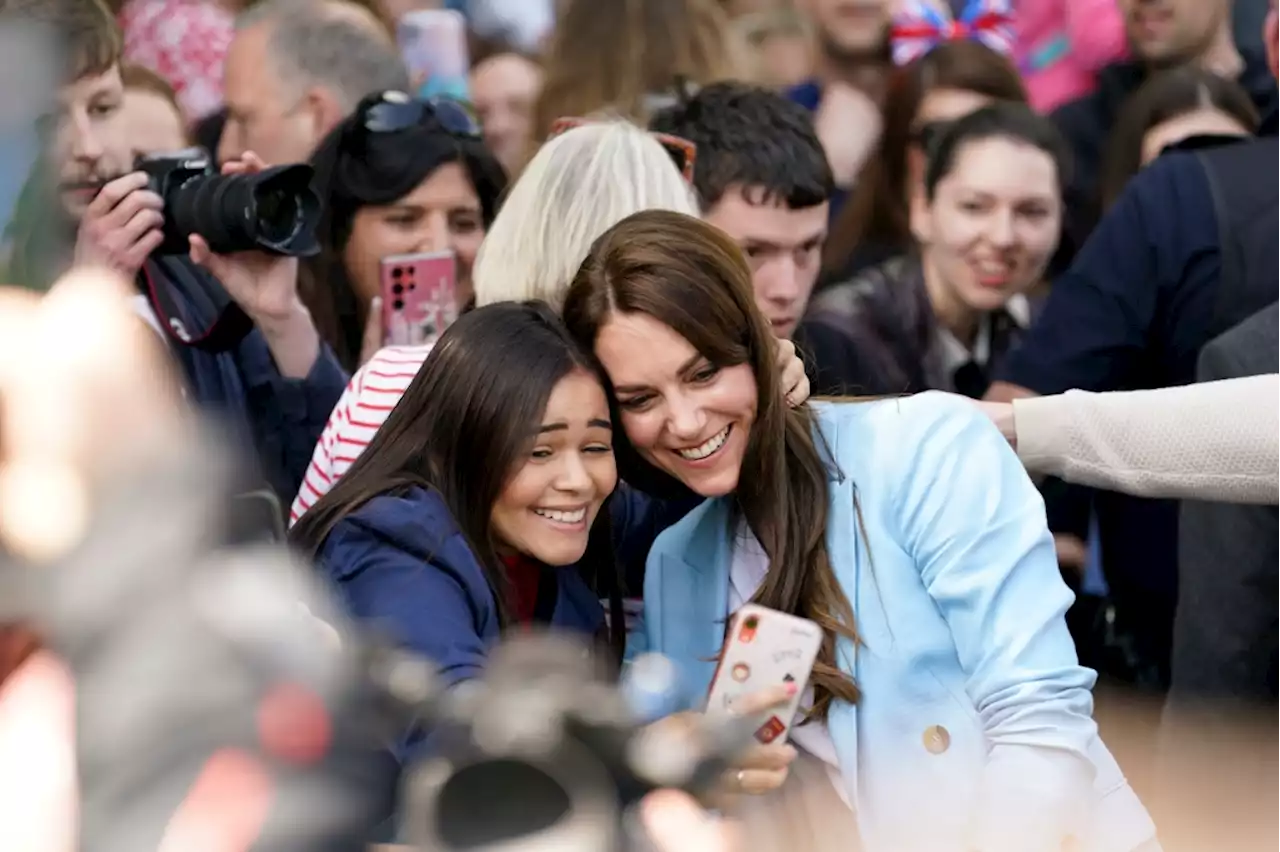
889;0;1016;66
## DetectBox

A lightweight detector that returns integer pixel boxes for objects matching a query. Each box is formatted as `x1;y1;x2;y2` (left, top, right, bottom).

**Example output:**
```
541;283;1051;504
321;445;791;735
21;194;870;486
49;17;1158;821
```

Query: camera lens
163;162;320;257
253;186;300;244
392;283;404;295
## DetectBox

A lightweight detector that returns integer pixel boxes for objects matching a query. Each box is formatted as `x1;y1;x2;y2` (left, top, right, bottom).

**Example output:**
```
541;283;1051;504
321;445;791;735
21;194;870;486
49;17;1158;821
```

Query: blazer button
922;725;950;754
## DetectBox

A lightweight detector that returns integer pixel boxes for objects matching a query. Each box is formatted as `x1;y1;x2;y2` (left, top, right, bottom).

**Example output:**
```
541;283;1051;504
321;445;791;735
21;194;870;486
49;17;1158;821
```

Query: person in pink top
1014;0;1129;113
117;0;238;121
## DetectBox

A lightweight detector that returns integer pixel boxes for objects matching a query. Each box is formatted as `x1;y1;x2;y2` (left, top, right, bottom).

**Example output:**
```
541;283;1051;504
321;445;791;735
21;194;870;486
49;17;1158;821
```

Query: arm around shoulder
892;393;1097;852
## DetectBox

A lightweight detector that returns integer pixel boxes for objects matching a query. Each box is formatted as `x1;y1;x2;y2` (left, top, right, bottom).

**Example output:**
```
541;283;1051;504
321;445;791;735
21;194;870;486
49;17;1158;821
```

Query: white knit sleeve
1012;375;1279;504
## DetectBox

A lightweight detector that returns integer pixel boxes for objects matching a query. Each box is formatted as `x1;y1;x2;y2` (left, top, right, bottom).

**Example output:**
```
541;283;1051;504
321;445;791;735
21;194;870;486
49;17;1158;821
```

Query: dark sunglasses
549;116;697;183
360;91;481;138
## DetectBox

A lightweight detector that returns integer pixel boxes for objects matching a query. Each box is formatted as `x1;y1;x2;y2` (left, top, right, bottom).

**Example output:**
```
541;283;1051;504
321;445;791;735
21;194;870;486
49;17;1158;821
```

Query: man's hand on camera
188;151;320;378
73;172;165;279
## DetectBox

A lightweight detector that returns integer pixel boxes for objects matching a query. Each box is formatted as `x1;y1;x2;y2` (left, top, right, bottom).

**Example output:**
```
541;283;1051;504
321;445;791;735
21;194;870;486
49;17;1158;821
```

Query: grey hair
472;119;699;310
236;0;409;114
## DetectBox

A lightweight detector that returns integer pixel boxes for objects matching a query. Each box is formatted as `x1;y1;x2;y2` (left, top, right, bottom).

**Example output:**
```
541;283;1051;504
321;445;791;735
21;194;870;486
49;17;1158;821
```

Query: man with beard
4;0;347;506
1053;0;1277;252
786;0;890;215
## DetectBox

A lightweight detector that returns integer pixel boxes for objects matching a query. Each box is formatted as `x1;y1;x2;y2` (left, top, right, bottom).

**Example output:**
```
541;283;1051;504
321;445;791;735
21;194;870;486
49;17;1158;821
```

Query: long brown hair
562;210;859;718
532;0;743;146
823;40;1026;278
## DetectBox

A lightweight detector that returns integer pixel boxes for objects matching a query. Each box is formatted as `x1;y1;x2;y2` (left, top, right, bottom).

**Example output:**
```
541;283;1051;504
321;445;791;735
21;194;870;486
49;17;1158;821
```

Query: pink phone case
706;604;823;745
379;251;458;347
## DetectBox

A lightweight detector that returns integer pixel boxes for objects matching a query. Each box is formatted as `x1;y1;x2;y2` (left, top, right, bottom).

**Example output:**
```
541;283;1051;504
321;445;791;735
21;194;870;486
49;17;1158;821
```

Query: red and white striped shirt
289;345;432;525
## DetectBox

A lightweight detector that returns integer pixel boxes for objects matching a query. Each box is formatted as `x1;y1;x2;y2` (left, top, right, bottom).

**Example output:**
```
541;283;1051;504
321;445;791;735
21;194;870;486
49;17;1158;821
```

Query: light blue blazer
643;393;1158;852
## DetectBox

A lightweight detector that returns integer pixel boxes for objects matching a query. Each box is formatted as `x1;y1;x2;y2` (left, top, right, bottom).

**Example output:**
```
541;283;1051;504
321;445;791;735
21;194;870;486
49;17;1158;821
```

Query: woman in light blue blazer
562;210;1159;852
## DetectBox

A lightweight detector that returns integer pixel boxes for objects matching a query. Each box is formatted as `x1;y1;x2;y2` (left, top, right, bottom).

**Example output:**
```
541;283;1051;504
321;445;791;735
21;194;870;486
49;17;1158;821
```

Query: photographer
5;0;347;505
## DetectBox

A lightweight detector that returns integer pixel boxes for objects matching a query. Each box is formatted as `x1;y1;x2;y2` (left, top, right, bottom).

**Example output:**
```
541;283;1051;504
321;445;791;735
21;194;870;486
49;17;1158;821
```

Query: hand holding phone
379;250;458;347
706;604;822;747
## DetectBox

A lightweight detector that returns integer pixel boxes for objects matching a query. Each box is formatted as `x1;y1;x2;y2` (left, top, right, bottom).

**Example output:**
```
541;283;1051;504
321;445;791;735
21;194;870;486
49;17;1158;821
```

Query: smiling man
650;82;833;343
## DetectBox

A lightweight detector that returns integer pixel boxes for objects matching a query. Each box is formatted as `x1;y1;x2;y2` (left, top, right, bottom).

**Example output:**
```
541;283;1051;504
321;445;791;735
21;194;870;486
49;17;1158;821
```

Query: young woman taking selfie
289;302;626;762
561;210;1160;852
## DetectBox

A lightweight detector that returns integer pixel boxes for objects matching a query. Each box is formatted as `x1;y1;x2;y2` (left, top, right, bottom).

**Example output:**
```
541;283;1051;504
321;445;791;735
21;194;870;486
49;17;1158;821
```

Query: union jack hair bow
889;0;1016;67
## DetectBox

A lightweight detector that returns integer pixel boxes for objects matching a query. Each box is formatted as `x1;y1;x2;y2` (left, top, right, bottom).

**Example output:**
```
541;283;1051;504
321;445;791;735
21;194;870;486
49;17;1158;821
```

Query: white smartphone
706;603;823;745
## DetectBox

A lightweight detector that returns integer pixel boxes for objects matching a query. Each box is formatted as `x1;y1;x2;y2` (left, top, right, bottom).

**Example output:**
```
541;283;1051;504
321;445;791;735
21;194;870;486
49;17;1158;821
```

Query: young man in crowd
650;82;832;344
2;0;348;505
219;0;409;166
1053;0;1277;251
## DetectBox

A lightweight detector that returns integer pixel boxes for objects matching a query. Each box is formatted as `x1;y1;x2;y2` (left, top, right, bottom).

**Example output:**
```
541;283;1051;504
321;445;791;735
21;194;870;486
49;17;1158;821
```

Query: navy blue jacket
997;136;1279;678
315;483;695;762
146;257;347;502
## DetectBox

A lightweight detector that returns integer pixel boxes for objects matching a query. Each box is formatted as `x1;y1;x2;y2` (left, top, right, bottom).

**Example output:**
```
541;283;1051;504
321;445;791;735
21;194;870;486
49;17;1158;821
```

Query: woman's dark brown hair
823;40;1026;279
1099;67;1258;210
562;210;859;718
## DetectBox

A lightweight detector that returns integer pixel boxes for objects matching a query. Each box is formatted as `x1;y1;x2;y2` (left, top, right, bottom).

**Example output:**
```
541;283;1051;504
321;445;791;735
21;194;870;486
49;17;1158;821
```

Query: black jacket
1051;49;1277;264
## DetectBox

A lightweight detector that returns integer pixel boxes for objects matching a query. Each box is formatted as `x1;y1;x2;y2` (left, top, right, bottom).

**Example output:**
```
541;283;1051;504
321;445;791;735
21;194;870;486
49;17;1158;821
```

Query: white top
937;294;1031;377
289;344;431;525
1013;375;1279;505
727;519;851;809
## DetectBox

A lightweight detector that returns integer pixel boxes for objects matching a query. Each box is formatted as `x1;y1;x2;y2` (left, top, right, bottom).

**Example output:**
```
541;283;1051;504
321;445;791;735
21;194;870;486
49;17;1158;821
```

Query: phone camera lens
392;299;404;310
408;282;416;290
392;283;404;295
392;268;403;279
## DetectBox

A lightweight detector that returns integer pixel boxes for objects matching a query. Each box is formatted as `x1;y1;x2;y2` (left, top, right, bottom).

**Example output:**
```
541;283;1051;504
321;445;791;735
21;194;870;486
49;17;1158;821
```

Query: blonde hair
472;120;699;310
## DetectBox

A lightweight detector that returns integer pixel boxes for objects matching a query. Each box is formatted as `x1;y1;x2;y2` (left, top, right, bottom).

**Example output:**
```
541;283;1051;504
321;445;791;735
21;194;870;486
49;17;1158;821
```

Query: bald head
220;0;408;165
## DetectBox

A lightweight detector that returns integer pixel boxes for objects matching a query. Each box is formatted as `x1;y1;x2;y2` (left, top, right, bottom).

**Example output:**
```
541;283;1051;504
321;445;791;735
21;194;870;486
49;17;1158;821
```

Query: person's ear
909;182;933;244
301;86;347;152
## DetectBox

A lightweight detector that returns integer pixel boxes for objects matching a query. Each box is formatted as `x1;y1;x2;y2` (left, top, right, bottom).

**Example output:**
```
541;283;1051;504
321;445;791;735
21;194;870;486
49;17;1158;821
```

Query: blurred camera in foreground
134;148;321;257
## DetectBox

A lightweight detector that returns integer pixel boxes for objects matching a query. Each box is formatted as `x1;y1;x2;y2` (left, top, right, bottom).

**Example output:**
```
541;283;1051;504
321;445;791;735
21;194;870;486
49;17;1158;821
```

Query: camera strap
141;259;255;353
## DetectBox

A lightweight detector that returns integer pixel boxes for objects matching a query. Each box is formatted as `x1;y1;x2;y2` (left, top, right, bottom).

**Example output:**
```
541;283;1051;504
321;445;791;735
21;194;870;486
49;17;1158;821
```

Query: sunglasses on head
360;90;481;138
548;116;697;183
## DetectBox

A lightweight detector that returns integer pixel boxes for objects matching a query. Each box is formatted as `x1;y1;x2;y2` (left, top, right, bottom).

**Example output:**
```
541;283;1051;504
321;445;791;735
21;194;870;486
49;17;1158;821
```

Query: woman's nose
554;452;595;494
415;217;451;254
985;209;1017;247
665;395;705;441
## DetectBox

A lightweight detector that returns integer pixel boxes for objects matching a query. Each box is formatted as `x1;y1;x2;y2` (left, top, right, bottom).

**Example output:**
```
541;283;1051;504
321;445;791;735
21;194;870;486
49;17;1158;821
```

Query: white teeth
677;426;730;461
534;507;586;524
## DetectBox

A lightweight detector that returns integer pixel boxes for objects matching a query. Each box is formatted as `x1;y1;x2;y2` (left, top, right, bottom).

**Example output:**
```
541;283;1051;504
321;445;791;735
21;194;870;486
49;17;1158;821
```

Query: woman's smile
673;423;733;463
531;503;589;530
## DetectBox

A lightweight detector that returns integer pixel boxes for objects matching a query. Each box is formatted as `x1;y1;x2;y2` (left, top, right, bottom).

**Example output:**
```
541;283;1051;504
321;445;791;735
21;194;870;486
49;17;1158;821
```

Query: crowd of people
0;0;1277;849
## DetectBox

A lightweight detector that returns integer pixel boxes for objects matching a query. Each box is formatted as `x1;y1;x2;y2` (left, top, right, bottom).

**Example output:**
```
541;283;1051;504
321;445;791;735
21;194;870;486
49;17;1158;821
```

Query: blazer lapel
656;498;732;704
817;406;863;815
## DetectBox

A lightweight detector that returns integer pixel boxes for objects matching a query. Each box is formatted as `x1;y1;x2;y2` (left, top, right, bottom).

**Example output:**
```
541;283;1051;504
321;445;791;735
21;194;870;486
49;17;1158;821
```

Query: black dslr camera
134;147;321;257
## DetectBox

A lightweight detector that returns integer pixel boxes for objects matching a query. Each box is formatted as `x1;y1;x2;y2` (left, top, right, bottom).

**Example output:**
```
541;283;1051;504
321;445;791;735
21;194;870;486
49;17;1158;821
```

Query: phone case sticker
755;715;786;745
